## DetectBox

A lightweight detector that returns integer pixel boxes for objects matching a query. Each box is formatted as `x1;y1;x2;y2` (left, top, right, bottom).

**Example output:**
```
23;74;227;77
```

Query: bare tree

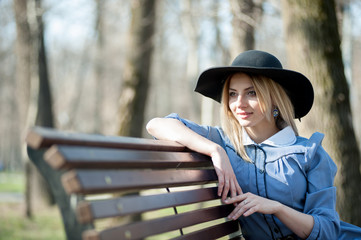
14;0;55;218
179;0;203;122
230;0;256;54
118;0;157;137
282;0;361;226
1;0;22;171
94;0;105;134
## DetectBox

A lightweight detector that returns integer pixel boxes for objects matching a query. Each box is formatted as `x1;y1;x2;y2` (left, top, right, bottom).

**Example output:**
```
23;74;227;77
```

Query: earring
273;107;279;118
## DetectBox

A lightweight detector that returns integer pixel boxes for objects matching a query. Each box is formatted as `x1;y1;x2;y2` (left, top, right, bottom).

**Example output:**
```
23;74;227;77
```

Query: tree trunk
282;0;361;226
94;0;105;134
13;0;34;218
230;0;256;54
14;0;55;218
118;0;156;137
13;0;32;129
180;0;201;122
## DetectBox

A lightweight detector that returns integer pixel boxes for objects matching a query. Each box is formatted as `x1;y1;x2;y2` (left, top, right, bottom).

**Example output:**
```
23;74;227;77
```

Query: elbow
146;118;160;136
308;215;340;240
146;117;184;142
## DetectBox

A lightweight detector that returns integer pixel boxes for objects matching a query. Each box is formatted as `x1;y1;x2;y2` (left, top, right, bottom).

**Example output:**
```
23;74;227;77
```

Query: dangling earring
273;107;279;118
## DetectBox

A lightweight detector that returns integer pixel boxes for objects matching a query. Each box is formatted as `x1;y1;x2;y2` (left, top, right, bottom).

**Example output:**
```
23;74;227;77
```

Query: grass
0;203;65;240
0;171;25;192
0;171;65;240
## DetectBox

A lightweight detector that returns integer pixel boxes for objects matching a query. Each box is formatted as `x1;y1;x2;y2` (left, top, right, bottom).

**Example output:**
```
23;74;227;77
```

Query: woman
146;50;361;240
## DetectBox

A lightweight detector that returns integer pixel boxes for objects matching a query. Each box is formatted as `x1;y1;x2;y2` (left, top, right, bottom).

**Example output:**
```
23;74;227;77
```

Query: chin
237;119;252;128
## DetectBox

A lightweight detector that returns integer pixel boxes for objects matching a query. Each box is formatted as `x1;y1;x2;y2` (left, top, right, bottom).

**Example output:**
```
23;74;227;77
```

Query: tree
282;0;361;226
118;0;157;137
230;0;257;54
13;0;55;218
94;0;105;134
1;0;22;172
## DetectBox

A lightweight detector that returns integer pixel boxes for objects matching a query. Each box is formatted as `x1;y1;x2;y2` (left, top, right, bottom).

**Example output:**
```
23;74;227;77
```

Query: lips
237;112;252;119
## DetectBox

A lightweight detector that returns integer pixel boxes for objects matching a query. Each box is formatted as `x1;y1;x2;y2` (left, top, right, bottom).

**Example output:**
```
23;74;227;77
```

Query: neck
245;124;280;144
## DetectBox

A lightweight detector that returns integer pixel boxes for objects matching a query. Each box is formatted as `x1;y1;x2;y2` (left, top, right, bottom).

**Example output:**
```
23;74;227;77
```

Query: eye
229;91;237;98
248;90;256;96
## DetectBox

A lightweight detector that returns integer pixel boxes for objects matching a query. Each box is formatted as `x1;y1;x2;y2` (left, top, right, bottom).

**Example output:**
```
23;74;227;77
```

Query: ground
0;172;65;240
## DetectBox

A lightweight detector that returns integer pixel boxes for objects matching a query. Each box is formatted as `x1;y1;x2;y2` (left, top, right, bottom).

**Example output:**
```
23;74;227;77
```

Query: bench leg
27;147;93;240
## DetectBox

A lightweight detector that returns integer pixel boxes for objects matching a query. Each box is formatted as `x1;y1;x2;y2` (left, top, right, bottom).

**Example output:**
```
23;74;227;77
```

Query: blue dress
166;113;361;240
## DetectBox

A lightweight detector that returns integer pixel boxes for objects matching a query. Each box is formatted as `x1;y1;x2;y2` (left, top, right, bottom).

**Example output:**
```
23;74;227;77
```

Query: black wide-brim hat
194;50;314;119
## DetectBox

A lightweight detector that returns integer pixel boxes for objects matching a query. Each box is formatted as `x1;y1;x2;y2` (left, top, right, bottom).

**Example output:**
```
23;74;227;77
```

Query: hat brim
194;66;314;119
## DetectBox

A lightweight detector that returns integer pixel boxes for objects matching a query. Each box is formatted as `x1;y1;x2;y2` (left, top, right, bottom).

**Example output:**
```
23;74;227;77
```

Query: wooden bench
26;126;242;240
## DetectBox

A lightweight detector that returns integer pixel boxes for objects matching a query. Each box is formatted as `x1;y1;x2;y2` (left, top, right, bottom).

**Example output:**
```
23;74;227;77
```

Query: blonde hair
220;73;298;162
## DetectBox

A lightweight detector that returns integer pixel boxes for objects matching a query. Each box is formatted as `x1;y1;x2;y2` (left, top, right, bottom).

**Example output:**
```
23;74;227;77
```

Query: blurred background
1;0;361;239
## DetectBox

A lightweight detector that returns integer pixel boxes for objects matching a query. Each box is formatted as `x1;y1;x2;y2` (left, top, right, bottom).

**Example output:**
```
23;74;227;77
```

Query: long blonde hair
220;73;297;162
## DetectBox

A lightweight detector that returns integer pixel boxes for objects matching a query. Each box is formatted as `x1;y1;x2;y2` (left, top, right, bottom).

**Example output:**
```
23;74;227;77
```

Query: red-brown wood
44;145;212;170
76;187;219;223
171;221;241;240
26;127;186;151
86;205;235;240
61;169;218;194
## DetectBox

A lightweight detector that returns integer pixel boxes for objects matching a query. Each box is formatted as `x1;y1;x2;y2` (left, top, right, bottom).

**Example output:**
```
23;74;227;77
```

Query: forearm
147;117;243;199
274;203;314;239
146;118;220;157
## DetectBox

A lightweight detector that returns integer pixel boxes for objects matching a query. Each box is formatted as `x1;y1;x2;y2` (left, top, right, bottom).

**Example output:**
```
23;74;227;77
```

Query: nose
235;95;247;108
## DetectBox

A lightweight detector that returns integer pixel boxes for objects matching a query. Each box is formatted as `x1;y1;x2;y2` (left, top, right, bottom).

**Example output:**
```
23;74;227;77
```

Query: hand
224;192;281;220
211;146;243;202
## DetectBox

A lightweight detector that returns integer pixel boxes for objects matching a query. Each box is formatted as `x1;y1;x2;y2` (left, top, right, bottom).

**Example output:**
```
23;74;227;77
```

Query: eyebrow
229;86;254;92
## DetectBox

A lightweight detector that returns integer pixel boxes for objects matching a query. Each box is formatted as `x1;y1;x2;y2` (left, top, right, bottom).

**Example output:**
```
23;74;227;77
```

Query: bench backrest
26;127;241;240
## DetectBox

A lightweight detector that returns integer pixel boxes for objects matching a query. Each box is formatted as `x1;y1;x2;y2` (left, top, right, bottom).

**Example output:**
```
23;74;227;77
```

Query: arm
146;117;242;200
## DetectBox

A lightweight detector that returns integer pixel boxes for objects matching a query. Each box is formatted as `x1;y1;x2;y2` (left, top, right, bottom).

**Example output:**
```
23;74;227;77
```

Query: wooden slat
84;205;234;240
26;126;185;151
62;169;218;194
44;145;212;170
171;221;240;240
76;187;219;223
82;230;99;240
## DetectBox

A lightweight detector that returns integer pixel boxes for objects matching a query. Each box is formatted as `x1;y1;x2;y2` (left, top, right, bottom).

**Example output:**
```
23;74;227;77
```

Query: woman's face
228;73;274;134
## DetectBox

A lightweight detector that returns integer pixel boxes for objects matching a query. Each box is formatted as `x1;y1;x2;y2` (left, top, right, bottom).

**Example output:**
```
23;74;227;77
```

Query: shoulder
265;132;336;174
295;132;337;175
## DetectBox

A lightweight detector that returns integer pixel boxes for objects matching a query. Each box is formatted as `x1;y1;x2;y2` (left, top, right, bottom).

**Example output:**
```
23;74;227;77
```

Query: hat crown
231;50;283;69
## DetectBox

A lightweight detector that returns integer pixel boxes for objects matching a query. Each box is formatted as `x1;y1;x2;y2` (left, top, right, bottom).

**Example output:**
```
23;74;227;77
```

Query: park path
0;192;23;202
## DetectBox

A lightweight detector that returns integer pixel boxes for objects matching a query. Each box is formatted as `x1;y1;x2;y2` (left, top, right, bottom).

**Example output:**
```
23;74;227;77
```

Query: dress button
274;228;279;233
259;169;265;174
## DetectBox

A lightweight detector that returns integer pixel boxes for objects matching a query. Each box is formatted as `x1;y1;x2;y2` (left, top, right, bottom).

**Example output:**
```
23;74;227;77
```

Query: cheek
228;100;233;109
228;101;237;113
248;100;261;111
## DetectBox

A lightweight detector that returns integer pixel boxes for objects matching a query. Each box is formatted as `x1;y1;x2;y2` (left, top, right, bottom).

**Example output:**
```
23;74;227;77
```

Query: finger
216;171;224;197
230;181;236;198
229;181;238;206
222;179;230;201
243;206;257;217
224;193;246;204
236;182;243;195
228;202;247;220
227;204;241;220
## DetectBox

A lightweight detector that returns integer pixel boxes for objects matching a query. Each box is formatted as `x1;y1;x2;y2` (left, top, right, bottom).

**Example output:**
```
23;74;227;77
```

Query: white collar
242;126;297;147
